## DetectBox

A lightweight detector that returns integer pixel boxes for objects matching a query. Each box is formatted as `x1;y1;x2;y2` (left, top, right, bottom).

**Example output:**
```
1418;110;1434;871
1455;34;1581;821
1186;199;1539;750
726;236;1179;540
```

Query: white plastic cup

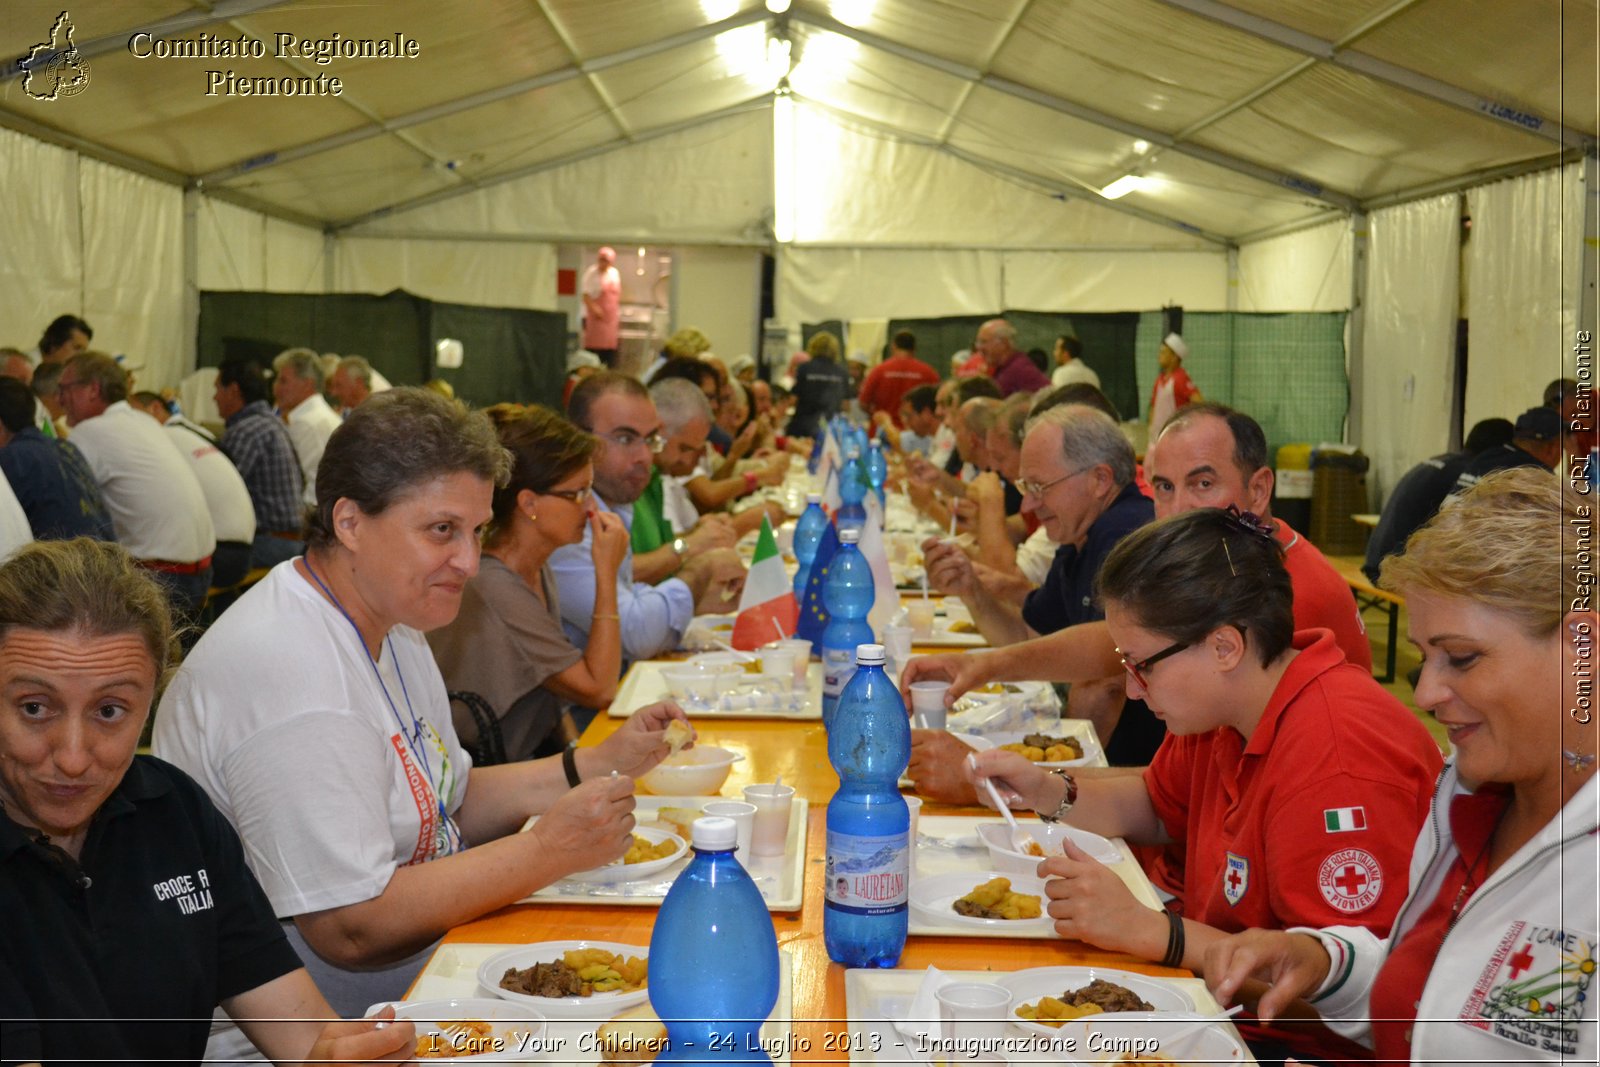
703;800;756;857
759;647;798;691
742;783;796;856
768;639;813;686
910;681;950;730
936;982;1011;1042
905;599;936;637
903;795;922;849
882;625;913;666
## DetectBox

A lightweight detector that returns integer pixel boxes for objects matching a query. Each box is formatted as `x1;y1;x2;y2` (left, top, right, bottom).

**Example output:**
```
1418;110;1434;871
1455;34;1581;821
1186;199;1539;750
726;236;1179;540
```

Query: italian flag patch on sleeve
1323;806;1367;833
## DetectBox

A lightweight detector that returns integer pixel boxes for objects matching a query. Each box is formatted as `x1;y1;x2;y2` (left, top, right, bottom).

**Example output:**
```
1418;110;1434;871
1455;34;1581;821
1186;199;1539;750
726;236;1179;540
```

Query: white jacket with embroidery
1303;760;1597;1064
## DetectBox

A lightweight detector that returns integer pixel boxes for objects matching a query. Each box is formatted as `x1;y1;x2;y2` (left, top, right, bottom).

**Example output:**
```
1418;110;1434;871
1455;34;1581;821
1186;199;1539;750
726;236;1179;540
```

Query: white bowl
566;825;687;883
479;941;650;1018
368;996;547;1062
687;652;750;673
660;667;721;705
976;821;1122;875
639;744;743;795
1078;1010;1246;1063
996;965;1194;1041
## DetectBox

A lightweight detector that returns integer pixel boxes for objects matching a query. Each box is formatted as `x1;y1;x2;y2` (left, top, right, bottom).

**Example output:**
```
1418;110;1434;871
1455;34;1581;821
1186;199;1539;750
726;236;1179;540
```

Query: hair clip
1221;538;1238;577
1222;504;1275;540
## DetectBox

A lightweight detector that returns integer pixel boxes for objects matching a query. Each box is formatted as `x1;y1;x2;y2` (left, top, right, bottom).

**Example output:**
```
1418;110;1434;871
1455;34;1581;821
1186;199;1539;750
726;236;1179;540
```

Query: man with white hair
976;318;1048;397
581;246;622;367
326;355;388;411
1147;332;1202;442
272;347;342;506
925;404;1152;647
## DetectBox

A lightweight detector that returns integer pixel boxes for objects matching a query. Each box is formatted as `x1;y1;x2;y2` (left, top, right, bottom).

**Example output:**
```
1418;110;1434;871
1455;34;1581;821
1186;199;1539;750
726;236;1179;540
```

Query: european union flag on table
794;518;841;651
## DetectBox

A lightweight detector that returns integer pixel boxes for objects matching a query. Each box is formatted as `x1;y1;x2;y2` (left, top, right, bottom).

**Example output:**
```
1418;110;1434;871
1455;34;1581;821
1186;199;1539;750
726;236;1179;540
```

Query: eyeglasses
543;485;593;505
1016;465;1097;499
599;428;666;453
1116;640;1190;688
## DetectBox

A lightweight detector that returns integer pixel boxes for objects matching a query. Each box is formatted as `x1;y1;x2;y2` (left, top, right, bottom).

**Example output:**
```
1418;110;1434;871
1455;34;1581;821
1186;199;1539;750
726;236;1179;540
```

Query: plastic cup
903;795;922;848
767;639;813;686
936;982;1011;1042
759;647;798;691
910;681;950;730
742;783;796;856
882;625;913;665
703;800;756;857
905;599;936;638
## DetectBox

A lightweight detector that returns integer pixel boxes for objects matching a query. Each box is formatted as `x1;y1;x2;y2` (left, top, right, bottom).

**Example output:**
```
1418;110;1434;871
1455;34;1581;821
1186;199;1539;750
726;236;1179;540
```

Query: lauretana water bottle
865;440;888;510
792;493;828;601
825;643;910;968
836;449;867;535
820;528;874;725
650;816;780;1064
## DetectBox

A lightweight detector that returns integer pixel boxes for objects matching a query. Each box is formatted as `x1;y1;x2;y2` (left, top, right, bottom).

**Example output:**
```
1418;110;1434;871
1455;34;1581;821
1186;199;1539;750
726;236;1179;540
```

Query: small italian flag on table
730;515;800;650
1323;806;1367;833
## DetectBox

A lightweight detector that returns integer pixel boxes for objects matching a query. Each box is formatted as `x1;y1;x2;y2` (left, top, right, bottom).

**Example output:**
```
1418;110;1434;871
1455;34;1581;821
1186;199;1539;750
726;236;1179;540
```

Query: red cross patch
1318;847;1384;913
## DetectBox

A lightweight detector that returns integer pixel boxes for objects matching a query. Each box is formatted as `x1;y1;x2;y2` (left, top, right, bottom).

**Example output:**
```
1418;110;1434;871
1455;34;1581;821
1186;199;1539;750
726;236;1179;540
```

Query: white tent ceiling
3;0;1592;246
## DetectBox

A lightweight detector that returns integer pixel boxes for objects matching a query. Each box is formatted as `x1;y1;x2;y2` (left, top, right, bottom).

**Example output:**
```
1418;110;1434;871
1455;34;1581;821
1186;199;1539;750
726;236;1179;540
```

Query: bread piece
653;806;703;838
596;1003;668;1067
662;718;694;755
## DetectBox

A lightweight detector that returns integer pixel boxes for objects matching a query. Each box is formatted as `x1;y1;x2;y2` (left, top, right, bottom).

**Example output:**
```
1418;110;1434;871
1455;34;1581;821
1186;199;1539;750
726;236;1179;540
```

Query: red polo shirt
1277;519;1373;673
1143;629;1441;937
858;354;940;426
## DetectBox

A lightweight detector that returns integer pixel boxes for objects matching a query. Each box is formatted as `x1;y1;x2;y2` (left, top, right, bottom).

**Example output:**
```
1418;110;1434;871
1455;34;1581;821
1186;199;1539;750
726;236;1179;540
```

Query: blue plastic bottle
836;450;867;535
650;816;780;1065
820;528;875;725
865;441;888;510
824;643;911;968
791;493;828;601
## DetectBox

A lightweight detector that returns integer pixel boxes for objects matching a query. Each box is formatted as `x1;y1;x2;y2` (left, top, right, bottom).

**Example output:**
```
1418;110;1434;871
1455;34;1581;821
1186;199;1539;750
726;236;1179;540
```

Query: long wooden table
437;714;1190;1058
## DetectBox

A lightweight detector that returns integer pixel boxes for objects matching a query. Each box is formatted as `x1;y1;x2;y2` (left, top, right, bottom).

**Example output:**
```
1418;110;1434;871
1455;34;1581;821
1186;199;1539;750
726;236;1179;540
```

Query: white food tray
608;660;823;721
518;796;807;912
906;815;1161;939
408;943;794;1063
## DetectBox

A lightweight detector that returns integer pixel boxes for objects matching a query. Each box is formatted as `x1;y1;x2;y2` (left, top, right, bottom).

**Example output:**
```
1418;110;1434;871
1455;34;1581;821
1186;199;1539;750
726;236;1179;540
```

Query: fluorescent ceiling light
788;30;859;93
701;0;739;20
716;24;775;88
766;0;792;12
1100;174;1146;200
829;0;876;28
1132;139;1150;154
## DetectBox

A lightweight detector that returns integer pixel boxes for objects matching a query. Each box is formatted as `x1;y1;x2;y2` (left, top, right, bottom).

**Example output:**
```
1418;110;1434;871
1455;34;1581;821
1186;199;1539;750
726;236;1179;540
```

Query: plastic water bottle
836;450;867;535
792;493;829;601
650;816;780;1064
820;528;875;725
865;441;888;510
825;643;911;968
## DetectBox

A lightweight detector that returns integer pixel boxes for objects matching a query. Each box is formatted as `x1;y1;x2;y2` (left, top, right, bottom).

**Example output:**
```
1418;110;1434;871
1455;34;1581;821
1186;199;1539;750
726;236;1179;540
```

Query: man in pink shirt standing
581;246;622;367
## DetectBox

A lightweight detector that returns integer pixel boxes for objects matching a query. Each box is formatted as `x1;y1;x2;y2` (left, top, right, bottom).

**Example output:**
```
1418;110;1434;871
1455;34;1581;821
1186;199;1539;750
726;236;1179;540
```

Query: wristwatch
1036;769;1078;823
671;536;687;560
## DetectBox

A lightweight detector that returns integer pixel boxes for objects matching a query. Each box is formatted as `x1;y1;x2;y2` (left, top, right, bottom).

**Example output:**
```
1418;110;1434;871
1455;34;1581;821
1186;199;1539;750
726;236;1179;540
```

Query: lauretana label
826;829;909;913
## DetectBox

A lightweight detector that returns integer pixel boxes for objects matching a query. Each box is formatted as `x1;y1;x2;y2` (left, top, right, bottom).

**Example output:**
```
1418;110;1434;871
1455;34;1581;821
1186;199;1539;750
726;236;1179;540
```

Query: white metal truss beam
531;0;632;141
196;7;769;186
331;96;772;232
787;7;1360;211
1153;0;1593;150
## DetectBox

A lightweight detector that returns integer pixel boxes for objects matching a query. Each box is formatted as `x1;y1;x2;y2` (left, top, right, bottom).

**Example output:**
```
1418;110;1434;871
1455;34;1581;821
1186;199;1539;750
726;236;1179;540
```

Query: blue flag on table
794;518;841;651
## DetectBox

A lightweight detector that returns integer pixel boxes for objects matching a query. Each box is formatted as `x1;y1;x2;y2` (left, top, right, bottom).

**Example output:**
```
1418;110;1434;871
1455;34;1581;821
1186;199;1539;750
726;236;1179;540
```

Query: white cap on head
729;353;755;374
1162;333;1189;360
567;349;603;373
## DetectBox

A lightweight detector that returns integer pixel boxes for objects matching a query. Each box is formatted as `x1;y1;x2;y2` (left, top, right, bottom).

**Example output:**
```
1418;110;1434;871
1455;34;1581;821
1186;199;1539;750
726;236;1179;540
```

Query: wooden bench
1327;554;1404;683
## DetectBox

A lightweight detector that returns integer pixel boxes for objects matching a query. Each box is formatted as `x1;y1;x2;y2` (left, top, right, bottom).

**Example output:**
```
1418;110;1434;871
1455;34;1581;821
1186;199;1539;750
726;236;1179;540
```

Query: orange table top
438;711;1190;1057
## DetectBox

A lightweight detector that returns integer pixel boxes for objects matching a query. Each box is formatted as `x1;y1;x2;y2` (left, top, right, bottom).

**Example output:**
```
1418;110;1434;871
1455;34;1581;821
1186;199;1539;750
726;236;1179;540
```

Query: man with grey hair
925;404;1151;647
273;347;343;505
326;354;390;411
639;378;718;547
976;317;1048;397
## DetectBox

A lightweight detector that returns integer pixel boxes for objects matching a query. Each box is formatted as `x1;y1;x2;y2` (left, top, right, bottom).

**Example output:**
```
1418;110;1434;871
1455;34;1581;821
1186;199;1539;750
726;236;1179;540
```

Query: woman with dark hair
428;404;631;761
153;389;687;1053
0;539;413;1066
969;506;1443;1060
1206;469;1596;1065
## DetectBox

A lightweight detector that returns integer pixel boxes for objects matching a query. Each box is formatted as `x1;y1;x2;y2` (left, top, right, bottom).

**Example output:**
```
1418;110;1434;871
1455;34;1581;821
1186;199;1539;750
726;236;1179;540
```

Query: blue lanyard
302;555;460;854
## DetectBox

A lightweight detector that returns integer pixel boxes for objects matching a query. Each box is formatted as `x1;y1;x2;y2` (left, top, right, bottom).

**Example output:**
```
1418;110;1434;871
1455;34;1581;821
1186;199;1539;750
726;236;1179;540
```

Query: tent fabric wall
1237;219;1353;312
0;127;83;354
778;248;1005;324
1001;251;1229;312
1464;163;1586;428
1359;193;1460;504
198;198;326;294
334;236;558;312
349;109;774;246
674;246;763;363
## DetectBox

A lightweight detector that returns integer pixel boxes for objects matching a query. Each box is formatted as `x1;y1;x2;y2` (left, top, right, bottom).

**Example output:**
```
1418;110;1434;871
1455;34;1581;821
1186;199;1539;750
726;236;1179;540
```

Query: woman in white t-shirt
154;389;688;1036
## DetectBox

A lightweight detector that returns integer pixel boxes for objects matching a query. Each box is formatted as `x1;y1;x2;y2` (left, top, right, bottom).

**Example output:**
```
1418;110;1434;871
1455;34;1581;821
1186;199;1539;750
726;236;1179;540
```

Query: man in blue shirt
0;377;113;541
215;360;304;569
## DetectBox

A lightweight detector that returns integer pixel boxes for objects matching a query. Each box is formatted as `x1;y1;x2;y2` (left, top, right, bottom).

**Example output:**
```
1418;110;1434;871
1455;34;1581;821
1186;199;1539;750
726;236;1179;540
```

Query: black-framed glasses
599;428;666;453
1116;640;1190;688
543;485;593;505
1017;464;1096;499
